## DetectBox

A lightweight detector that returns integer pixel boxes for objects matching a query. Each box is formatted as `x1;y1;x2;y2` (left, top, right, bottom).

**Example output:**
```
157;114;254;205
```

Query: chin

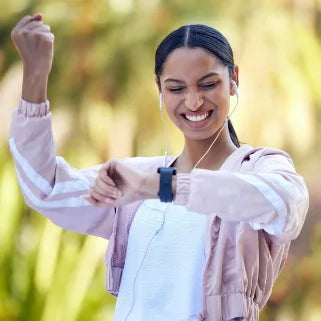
183;129;221;142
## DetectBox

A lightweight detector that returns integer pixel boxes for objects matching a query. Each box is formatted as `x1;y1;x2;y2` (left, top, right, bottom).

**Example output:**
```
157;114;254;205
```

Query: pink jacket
9;99;309;321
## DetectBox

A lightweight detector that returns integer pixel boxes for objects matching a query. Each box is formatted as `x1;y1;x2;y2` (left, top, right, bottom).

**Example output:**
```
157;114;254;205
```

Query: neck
176;126;238;172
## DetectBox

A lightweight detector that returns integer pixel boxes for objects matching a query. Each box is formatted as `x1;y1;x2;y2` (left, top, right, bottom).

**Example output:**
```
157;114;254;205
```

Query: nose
185;90;204;111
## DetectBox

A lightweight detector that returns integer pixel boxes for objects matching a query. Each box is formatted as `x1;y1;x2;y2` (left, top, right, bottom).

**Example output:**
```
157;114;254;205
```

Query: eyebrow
164;72;220;83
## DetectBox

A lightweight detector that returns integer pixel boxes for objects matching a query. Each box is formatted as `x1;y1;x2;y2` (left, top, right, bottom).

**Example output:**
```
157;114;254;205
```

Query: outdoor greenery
0;0;321;320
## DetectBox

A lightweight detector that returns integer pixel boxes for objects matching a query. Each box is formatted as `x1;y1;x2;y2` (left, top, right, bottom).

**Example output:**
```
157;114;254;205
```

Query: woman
10;14;309;321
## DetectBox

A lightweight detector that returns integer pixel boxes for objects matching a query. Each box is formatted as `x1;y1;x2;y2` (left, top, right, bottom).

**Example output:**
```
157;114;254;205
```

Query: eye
200;82;219;89
168;87;185;93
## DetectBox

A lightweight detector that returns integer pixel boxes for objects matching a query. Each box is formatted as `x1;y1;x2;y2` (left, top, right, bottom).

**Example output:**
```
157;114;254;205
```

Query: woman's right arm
9;15;116;239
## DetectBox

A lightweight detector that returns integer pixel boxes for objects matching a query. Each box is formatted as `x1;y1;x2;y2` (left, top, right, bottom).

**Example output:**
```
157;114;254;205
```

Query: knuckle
99;167;105;174
11;30;16;39
91;191;101;201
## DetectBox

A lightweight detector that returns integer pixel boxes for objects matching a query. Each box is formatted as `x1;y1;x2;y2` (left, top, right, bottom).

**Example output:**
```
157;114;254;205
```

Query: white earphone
159;92;163;110
231;80;239;98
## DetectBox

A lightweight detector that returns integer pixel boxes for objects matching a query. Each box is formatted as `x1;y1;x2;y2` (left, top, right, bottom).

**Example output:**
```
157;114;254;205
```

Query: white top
113;199;207;321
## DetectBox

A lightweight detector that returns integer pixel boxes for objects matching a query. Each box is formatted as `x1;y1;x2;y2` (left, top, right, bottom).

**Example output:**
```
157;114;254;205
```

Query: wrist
140;173;159;200
22;70;49;103
140;171;178;201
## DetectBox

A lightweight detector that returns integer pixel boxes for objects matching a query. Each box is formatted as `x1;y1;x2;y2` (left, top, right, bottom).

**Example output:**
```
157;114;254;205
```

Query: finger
80;194;96;204
27;31;54;43
96;178;122;197
31;13;43;21
101;159;117;178
46;32;55;40
34;31;54;41
81;195;109;207
101;197;117;206
25;20;43;30
16;15;33;28
101;173;116;186
99;167;116;186
92;184;121;200
86;192;116;207
90;188;117;203
30;24;51;33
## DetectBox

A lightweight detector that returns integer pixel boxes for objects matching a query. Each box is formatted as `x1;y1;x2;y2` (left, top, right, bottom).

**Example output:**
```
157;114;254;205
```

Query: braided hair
155;24;240;148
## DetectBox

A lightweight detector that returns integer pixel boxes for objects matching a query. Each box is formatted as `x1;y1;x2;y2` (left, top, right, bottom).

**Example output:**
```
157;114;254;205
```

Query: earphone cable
124;203;170;321
192;94;239;170
159;93;169;167
160;107;169;167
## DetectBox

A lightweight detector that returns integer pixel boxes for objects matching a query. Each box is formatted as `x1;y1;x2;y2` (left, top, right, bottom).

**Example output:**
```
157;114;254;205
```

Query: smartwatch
157;167;177;203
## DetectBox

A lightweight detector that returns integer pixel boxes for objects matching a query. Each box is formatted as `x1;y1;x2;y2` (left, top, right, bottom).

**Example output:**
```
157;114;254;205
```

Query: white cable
159;93;169;167
193;93;239;170
192;119;227;170
124;203;170;321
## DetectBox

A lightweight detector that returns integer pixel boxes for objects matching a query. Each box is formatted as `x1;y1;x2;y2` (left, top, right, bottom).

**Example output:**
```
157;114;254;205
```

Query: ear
230;64;239;95
155;76;161;93
232;64;239;87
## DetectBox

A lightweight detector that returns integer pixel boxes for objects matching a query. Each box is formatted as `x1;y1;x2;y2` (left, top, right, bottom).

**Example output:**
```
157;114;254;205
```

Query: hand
11;14;54;76
82;159;148;207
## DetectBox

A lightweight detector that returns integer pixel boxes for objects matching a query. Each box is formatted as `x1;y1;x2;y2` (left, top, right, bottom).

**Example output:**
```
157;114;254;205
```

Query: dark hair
155;24;240;148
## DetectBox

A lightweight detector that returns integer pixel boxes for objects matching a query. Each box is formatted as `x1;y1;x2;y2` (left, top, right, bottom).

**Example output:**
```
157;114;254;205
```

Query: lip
181;110;214;128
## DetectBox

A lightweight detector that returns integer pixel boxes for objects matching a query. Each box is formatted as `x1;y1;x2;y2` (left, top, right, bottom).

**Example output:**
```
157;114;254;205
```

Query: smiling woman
9;15;309;321
157;47;237;167
152;25;240;173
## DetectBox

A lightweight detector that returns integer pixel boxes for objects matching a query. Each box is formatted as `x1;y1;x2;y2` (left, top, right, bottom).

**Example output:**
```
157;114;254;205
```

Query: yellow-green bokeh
1;0;320;320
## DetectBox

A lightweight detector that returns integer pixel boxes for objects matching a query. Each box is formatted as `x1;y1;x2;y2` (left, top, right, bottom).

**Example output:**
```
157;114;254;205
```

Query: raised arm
9;15;116;239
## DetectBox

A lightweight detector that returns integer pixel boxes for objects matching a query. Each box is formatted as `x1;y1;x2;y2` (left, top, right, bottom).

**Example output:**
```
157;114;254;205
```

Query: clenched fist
82;159;157;207
11;14;54;76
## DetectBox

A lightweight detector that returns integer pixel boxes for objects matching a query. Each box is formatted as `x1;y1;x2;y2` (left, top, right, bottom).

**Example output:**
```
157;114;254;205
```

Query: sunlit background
0;0;320;320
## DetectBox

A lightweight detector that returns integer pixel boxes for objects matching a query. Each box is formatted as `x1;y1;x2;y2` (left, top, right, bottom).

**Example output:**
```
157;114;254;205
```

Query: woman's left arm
90;151;309;242
167;152;309;242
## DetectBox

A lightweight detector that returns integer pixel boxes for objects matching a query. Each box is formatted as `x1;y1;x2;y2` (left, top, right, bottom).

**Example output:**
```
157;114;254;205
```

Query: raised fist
11;14;54;76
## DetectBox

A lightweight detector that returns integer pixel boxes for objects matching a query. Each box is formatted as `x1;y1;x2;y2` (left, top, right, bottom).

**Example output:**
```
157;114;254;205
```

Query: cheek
163;95;181;113
208;86;230;109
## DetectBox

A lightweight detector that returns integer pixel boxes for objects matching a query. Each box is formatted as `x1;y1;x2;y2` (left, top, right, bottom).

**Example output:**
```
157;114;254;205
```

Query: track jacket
9;99;309;321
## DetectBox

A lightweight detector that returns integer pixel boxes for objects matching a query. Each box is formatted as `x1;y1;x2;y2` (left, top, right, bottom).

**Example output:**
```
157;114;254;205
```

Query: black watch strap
157;167;177;203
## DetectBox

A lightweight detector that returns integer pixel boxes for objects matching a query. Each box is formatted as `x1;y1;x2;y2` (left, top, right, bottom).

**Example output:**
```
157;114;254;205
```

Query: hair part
155;24;240;147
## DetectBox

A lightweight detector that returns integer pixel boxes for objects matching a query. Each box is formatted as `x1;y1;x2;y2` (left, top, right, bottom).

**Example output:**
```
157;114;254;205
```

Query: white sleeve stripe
54;180;88;195
257;172;296;197
9;138;52;195
9;138;90;196
16;169;91;208
235;173;287;235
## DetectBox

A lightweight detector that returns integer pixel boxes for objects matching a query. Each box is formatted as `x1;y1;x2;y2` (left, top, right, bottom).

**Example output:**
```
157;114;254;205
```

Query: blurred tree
0;0;320;320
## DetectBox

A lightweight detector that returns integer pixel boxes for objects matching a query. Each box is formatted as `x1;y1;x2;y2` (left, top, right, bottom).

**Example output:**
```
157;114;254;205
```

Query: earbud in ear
159;92;163;111
231;80;239;98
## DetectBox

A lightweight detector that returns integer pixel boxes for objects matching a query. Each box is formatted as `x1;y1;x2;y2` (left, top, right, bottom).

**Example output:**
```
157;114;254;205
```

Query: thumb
32;13;43;21
104;159;118;179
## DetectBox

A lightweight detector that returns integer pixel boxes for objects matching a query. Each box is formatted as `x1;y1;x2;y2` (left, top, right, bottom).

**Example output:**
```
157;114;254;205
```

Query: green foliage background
0;0;321;320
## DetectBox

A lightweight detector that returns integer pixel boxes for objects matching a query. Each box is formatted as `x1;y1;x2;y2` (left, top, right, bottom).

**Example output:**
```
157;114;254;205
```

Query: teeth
185;112;209;122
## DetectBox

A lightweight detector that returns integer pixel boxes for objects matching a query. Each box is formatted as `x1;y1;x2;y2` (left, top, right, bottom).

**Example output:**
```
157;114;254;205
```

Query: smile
183;110;213;122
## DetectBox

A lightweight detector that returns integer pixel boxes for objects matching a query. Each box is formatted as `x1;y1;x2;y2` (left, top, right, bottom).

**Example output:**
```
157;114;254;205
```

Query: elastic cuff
18;98;50;117
173;173;190;205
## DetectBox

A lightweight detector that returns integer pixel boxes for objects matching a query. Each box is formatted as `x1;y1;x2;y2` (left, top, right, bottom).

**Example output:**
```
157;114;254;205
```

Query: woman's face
158;47;238;141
